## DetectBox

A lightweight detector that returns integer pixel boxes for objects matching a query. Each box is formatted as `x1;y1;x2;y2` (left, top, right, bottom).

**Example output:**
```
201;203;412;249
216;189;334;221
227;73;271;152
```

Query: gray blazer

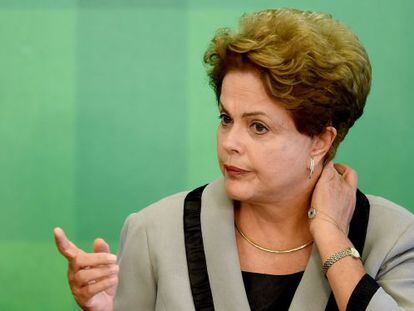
114;177;414;310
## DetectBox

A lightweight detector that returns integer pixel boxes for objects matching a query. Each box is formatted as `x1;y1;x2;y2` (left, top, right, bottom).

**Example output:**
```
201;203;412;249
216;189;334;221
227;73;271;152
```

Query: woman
54;8;414;311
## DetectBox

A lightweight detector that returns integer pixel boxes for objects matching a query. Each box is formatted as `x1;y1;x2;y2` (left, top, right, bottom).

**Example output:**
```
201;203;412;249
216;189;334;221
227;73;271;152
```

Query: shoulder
117;189;193;261
122;189;191;232
363;194;414;262
366;194;414;230
124;180;219;234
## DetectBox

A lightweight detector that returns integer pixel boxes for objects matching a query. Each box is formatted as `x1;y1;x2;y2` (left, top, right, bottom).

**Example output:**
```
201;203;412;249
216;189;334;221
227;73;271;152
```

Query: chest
236;233;312;275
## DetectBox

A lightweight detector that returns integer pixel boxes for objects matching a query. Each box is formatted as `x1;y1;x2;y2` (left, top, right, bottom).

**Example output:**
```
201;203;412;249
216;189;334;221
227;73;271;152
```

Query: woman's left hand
309;161;358;236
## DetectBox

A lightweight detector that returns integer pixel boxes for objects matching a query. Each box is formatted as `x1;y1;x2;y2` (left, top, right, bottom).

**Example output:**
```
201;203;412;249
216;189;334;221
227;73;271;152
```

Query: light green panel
75;6;188;243
0;0;74;9
0;242;76;310
0;7;77;310
1;1;413;310
0;9;76;241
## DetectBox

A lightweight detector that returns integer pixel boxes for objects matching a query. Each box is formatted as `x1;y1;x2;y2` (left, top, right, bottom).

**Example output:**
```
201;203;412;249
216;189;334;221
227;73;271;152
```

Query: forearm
311;224;366;311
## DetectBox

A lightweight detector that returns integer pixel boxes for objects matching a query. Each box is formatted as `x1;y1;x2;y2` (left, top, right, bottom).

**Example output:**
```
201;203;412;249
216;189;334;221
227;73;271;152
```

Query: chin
223;177;254;202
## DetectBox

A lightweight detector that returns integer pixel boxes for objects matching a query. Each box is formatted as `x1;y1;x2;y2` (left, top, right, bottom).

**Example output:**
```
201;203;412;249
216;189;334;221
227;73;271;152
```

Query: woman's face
217;68;314;204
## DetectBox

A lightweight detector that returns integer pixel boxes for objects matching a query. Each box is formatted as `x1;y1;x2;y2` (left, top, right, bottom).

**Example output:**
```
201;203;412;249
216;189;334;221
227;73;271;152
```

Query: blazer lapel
199;177;370;311
201;177;251;311
200;177;331;311
288;243;331;310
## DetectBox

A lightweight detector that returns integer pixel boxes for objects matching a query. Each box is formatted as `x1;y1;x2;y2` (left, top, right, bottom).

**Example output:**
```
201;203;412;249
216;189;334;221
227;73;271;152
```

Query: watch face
350;248;360;258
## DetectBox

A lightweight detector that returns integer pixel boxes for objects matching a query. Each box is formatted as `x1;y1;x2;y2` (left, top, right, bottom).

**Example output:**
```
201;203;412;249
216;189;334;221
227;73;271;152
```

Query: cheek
216;128;222;148
216;131;223;156
216;129;229;159
216;130;225;172
256;140;305;177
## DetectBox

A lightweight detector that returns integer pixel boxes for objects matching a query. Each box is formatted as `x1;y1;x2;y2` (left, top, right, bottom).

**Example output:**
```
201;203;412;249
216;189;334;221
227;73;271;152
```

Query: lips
224;164;250;174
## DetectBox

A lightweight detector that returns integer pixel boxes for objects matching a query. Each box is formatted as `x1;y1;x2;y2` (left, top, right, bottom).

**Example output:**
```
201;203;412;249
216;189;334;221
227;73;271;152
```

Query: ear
310;126;337;165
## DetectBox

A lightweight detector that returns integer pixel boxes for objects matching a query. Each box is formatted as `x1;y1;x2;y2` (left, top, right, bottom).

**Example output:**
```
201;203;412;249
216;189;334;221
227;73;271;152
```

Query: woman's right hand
54;227;119;311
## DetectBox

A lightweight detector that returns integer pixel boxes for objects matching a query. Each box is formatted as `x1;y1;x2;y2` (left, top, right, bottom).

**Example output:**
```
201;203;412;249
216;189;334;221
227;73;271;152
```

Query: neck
234;186;314;248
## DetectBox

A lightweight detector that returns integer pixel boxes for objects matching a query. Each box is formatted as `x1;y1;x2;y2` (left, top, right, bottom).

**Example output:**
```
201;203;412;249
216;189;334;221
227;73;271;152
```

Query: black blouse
241;270;379;311
242;270;304;311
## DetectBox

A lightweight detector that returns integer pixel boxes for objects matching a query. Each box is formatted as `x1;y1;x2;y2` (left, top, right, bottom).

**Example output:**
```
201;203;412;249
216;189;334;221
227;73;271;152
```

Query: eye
251;122;269;134
218;113;232;126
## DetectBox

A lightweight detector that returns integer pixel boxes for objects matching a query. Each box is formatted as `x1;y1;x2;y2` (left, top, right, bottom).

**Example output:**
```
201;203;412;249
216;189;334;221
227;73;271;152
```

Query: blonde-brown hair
203;8;371;160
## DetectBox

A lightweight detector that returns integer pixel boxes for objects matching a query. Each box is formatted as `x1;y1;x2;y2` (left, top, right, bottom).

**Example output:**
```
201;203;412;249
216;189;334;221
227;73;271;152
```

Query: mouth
224;164;250;176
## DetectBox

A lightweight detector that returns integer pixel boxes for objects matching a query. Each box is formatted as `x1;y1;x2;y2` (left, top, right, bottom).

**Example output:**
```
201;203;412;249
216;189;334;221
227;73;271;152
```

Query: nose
220;124;244;155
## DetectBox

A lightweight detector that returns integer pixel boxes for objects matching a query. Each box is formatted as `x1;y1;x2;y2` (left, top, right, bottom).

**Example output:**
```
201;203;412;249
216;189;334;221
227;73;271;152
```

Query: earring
309;157;314;179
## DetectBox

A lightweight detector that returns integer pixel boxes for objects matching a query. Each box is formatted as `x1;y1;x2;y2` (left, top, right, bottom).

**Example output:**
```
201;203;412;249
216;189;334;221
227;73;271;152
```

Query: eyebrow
219;103;268;118
219;101;289;130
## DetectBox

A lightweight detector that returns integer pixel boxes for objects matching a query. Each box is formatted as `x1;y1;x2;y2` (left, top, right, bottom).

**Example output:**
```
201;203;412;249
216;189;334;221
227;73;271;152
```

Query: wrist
310;218;348;237
310;222;351;252
322;247;361;275
310;224;354;262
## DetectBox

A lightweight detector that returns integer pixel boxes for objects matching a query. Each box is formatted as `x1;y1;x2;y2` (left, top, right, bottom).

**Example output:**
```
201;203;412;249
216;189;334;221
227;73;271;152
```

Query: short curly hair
203;8;372;161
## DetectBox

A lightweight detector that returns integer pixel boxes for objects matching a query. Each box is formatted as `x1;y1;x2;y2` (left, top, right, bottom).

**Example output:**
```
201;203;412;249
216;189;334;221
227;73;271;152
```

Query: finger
333;163;347;175
93;238;110;254
54;227;80;260
74;252;117;270
80;275;118;300
75;264;119;286
334;163;358;188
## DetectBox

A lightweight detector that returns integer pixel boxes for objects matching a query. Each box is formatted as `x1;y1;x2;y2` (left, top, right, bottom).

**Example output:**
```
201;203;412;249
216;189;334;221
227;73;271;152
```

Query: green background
1;0;413;309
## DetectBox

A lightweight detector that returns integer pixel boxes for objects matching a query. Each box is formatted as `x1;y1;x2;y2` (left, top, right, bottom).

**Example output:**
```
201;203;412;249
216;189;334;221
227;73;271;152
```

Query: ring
308;207;317;219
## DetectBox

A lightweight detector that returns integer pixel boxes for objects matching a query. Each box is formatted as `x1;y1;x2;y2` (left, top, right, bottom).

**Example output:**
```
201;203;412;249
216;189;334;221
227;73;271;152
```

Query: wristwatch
322;247;361;275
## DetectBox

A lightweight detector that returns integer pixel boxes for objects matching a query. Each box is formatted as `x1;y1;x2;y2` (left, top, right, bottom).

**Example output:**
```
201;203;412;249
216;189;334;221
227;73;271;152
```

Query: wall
0;0;413;309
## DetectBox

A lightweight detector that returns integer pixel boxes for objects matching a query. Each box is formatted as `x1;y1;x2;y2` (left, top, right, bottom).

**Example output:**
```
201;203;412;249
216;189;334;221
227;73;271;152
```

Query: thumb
53;227;80;260
93;238;110;253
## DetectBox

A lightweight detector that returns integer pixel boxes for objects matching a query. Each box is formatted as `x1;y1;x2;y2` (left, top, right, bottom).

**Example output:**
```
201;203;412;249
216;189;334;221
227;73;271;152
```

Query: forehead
221;68;268;103
220;69;295;125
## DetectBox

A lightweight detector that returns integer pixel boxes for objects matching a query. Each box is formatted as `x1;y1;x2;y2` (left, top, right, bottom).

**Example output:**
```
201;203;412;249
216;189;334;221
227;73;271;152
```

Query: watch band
322;247;361;275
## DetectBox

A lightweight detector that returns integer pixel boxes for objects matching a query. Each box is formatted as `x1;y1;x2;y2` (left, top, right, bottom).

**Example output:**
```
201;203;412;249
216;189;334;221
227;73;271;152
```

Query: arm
347;221;414;310
312;219;414;311
311;223;366;311
310;161;365;310
113;211;157;311
310;162;414;310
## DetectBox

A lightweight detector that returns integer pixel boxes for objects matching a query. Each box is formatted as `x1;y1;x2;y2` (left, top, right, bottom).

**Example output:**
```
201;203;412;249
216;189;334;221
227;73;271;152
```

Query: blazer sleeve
347;221;414;310
113;211;157;311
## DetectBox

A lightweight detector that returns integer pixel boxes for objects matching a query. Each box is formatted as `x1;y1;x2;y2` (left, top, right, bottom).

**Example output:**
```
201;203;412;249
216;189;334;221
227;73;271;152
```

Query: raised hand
309;161;358;236
54;227;118;311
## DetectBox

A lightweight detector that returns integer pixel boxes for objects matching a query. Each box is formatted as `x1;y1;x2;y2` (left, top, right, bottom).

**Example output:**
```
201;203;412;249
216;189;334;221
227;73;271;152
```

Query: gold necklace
235;223;314;254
